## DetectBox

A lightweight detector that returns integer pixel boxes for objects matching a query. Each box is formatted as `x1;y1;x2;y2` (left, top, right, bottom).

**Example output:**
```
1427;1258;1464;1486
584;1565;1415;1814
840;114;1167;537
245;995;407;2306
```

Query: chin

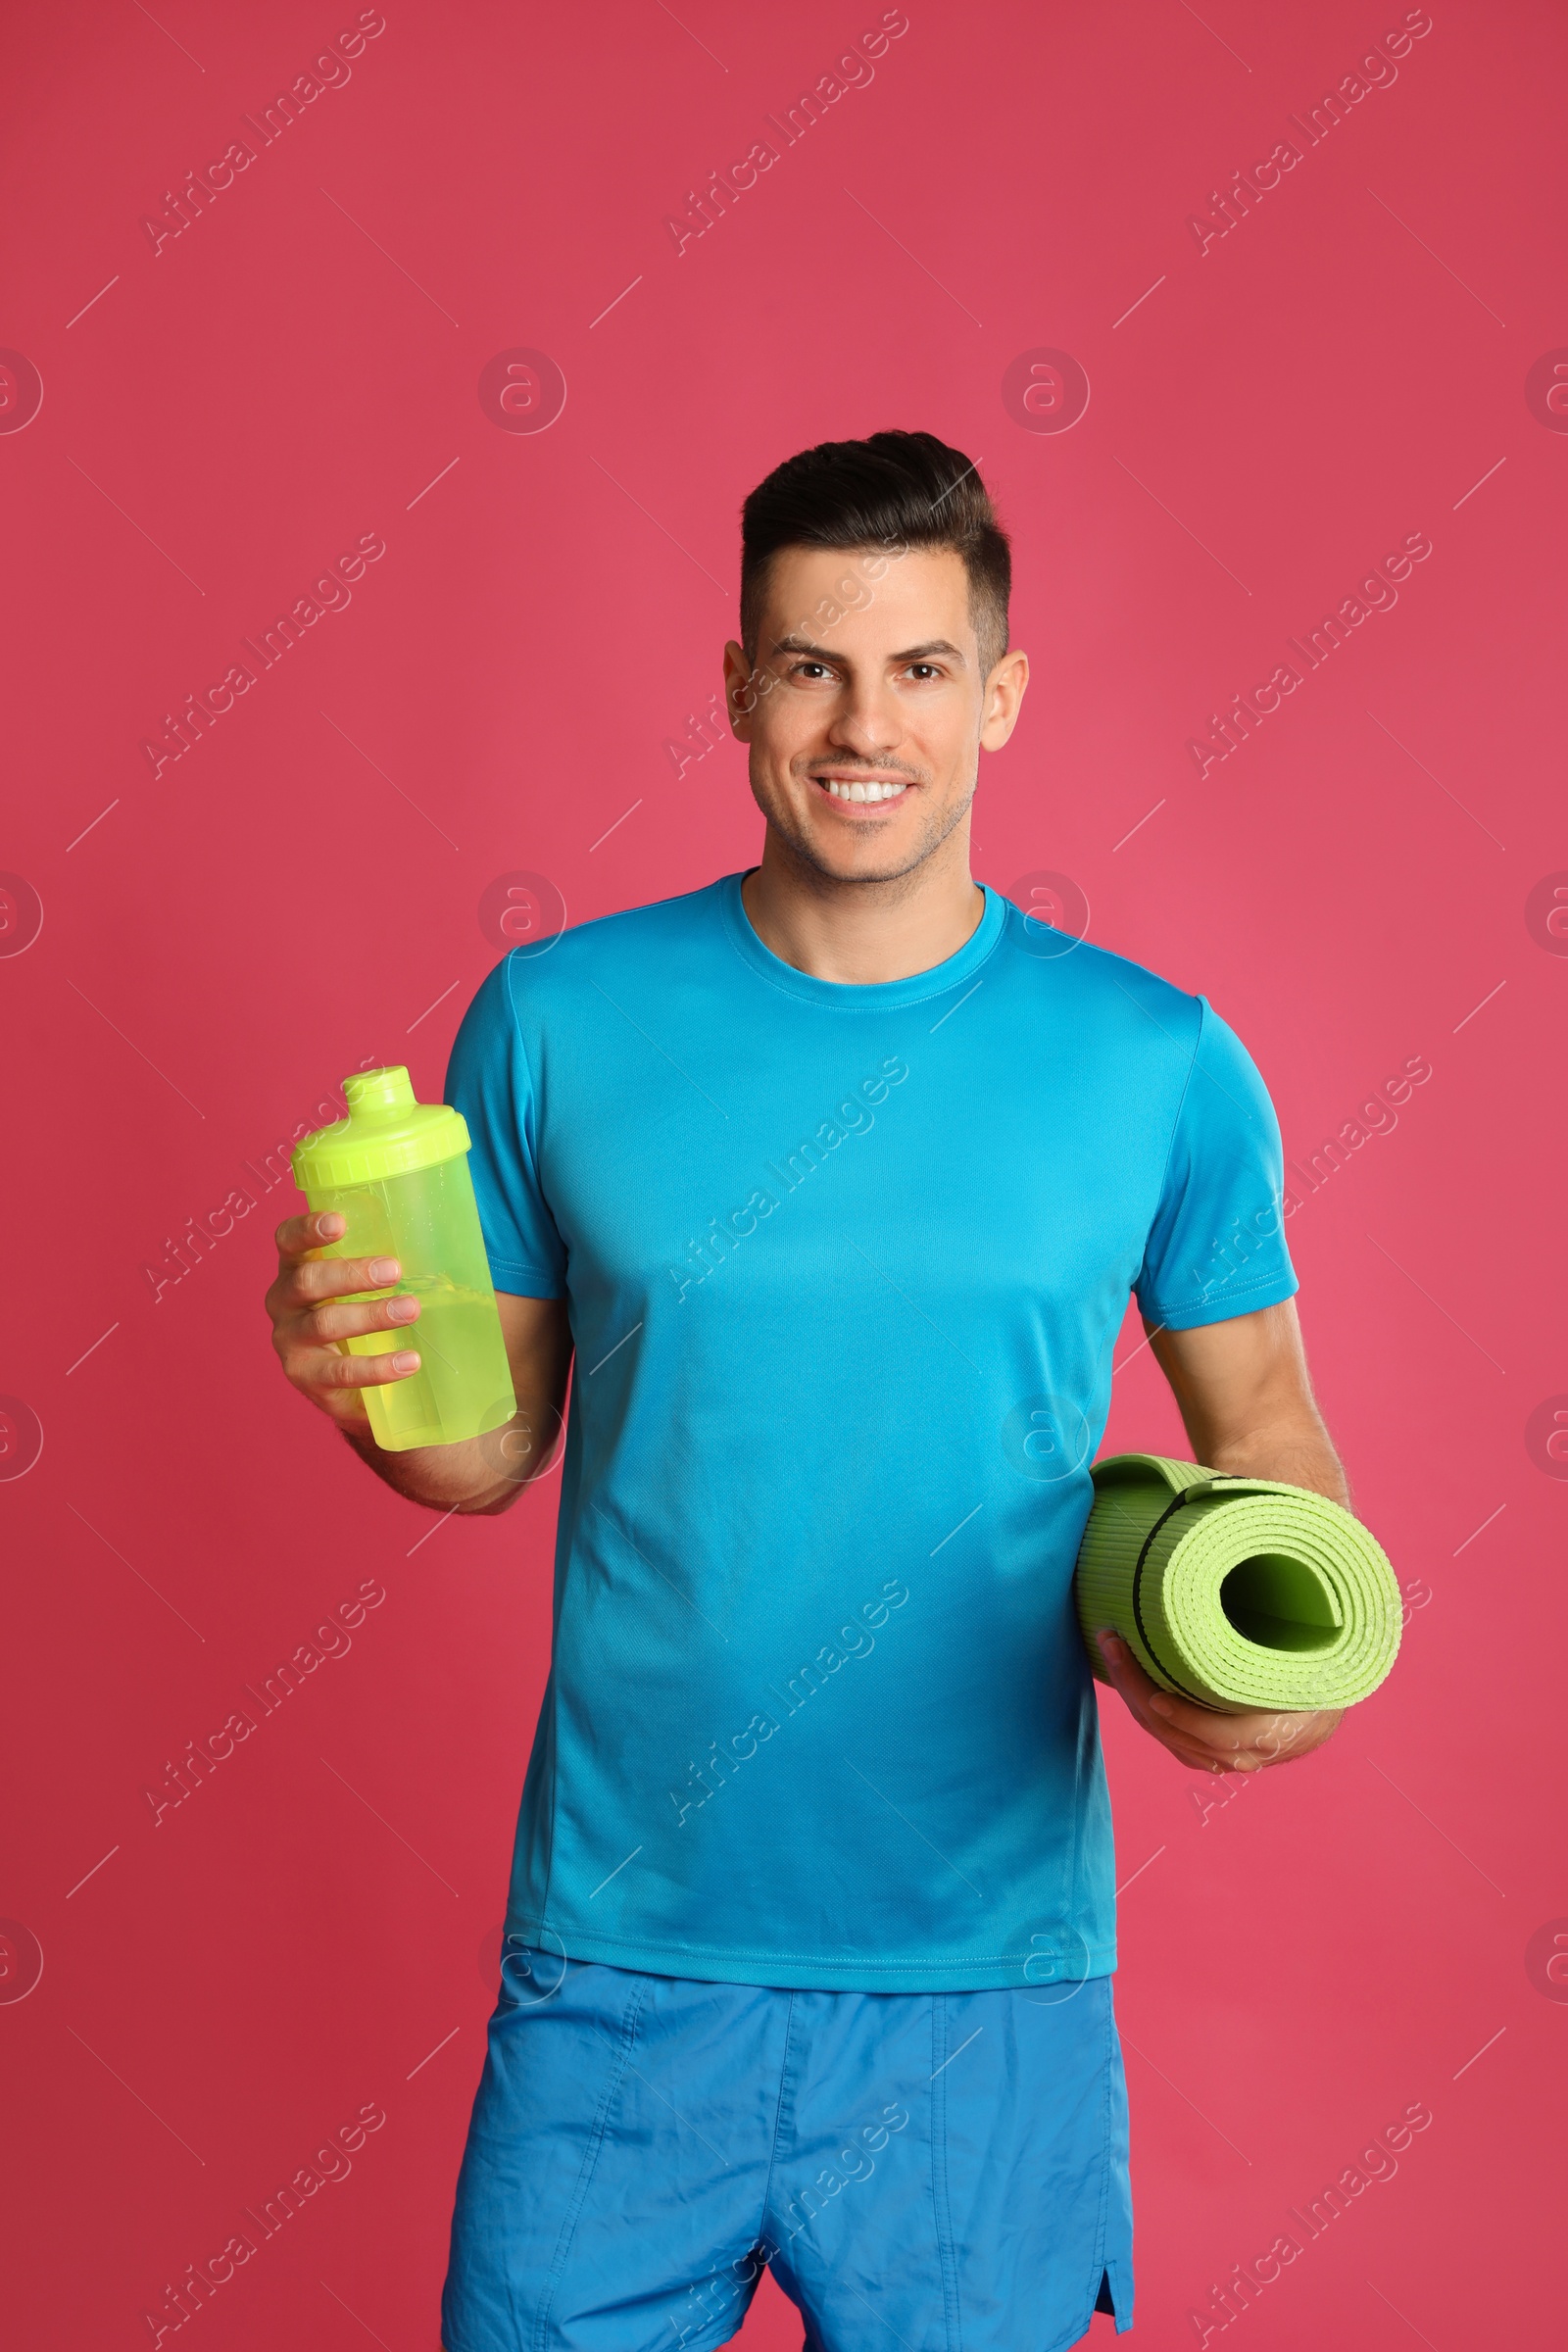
810;836;930;886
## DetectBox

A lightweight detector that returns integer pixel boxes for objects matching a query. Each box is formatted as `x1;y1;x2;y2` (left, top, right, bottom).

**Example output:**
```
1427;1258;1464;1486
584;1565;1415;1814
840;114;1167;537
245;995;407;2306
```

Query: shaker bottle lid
291;1066;472;1190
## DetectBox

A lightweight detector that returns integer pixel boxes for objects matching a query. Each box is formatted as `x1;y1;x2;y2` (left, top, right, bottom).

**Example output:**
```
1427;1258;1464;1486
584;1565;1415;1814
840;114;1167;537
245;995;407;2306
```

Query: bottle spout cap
343;1065;417;1123
291;1065;471;1192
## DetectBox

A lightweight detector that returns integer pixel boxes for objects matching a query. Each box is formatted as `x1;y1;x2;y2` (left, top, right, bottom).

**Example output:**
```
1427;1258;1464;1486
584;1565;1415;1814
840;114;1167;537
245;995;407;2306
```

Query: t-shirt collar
717;867;1007;1011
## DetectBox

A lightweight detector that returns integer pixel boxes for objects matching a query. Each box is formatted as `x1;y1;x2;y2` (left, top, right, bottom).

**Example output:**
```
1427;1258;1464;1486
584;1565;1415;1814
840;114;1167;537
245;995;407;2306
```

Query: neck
740;827;984;985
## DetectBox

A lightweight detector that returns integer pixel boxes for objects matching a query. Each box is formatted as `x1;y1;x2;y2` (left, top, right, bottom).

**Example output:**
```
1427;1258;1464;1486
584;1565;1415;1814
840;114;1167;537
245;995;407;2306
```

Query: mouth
808;772;913;813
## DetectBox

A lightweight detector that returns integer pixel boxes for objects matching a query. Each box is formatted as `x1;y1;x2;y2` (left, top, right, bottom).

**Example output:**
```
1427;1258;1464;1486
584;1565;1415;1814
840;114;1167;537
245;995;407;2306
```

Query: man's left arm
1096;1299;1348;1777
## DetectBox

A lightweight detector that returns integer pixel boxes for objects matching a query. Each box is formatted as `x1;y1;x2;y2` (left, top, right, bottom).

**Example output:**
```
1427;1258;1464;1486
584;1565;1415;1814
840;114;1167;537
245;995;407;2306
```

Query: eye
905;662;943;681
790;660;834;681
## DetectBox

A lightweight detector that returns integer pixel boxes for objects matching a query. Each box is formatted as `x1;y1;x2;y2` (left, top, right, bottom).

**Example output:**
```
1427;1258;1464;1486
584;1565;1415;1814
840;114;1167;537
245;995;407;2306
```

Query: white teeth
823;779;906;802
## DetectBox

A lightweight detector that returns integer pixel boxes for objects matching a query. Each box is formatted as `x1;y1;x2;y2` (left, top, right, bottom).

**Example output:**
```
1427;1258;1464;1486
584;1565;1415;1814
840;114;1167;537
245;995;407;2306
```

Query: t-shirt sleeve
1133;996;1298;1331
444;955;567;1299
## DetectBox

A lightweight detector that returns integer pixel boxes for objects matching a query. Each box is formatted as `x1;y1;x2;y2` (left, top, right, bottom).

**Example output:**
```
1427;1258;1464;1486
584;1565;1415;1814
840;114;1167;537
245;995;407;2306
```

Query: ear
980;648;1030;751
722;639;757;741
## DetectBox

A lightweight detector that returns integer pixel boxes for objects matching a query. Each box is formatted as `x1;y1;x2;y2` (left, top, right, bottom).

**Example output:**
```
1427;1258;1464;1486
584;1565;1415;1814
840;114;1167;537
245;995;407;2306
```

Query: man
266;431;1349;2351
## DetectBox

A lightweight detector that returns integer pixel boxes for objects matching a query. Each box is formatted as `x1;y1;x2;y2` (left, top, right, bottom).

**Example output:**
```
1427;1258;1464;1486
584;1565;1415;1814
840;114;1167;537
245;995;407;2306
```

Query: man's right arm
265;1209;573;1514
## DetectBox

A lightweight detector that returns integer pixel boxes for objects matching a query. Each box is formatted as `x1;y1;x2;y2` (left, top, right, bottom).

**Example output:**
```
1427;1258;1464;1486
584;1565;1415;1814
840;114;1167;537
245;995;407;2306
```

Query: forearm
1148;1304;1352;1510
339;1419;516;1514
332;1298;572;1514
1197;1411;1350;1509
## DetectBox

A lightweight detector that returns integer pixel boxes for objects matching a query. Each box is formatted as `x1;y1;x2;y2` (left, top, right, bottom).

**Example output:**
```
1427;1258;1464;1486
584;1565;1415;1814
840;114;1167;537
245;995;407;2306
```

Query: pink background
3;0;1565;2344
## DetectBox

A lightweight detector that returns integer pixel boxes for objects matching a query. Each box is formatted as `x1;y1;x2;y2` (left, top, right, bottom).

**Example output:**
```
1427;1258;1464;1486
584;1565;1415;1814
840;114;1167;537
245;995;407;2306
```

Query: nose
824;679;901;760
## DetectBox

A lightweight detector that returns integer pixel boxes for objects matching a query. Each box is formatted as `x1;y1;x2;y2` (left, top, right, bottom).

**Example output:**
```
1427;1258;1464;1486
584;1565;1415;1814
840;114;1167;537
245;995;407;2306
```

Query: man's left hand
1096;1630;1342;1774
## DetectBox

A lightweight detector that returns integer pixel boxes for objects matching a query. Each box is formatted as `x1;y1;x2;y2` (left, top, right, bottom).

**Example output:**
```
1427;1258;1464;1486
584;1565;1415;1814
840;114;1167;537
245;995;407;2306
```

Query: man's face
722;544;1027;885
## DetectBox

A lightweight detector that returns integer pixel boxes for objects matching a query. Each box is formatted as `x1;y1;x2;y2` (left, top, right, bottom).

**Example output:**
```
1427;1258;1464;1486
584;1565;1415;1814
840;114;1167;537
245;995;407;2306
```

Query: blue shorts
441;1942;1133;2352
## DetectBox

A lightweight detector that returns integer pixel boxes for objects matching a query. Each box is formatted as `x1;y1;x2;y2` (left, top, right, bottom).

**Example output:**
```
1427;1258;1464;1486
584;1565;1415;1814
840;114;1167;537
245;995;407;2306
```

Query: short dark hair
739;429;1011;679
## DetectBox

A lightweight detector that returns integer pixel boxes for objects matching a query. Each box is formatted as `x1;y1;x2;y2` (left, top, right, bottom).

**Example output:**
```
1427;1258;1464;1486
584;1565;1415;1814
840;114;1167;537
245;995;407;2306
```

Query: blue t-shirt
444;872;1298;1992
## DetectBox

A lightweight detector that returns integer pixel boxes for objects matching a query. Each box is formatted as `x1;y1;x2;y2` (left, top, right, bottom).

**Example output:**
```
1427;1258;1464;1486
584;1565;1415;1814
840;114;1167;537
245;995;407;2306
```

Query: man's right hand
265;1209;422;1436
265;1210;575;1515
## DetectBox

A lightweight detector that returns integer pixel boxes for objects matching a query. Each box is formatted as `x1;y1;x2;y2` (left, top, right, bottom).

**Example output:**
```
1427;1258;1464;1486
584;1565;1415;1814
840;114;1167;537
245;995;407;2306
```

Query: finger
285;1346;421;1392
1095;1629;1163;1707
1096;1634;1192;1746
284;1253;404;1307
274;1209;346;1260
1208;1706;1309;1746
1215;1711;1321;1768
1143;1689;1258;1750
1097;1635;1223;1751
1184;1734;1269;1773
1145;1683;1344;1773
1098;1635;1273;1770
1154;1732;1250;1774
1250;1710;1340;1765
1138;1689;1274;1769
303;1294;421;1346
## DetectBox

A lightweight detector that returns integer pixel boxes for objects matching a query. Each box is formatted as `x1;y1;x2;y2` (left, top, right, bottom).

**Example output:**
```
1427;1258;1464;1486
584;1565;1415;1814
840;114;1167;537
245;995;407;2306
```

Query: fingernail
388;1298;419;1322
391;1350;420;1373
1148;1694;1173;1717
369;1258;401;1283
319;1212;345;1237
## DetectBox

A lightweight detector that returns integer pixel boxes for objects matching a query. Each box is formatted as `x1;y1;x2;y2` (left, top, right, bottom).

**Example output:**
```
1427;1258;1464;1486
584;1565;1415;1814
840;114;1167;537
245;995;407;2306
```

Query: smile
812;777;909;805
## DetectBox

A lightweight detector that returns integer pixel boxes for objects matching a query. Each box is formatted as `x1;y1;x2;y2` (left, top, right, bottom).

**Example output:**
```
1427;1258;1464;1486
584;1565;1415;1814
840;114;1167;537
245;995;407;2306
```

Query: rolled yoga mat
1075;1453;1402;1714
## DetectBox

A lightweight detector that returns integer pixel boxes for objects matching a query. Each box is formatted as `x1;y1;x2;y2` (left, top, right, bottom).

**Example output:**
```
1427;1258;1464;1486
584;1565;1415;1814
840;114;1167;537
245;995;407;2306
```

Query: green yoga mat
1075;1453;1401;1715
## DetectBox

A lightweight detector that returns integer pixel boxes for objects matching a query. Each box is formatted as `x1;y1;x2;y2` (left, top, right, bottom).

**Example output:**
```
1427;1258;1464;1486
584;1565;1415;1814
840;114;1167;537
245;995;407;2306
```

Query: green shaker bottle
290;1066;517;1452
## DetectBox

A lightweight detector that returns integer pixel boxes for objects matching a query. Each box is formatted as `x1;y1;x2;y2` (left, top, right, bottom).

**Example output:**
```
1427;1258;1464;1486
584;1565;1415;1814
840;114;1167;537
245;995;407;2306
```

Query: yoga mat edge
1074;1452;1402;1715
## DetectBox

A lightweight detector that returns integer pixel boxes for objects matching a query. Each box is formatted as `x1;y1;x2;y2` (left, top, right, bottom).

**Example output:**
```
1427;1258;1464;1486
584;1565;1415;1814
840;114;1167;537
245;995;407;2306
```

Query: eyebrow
768;634;968;667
